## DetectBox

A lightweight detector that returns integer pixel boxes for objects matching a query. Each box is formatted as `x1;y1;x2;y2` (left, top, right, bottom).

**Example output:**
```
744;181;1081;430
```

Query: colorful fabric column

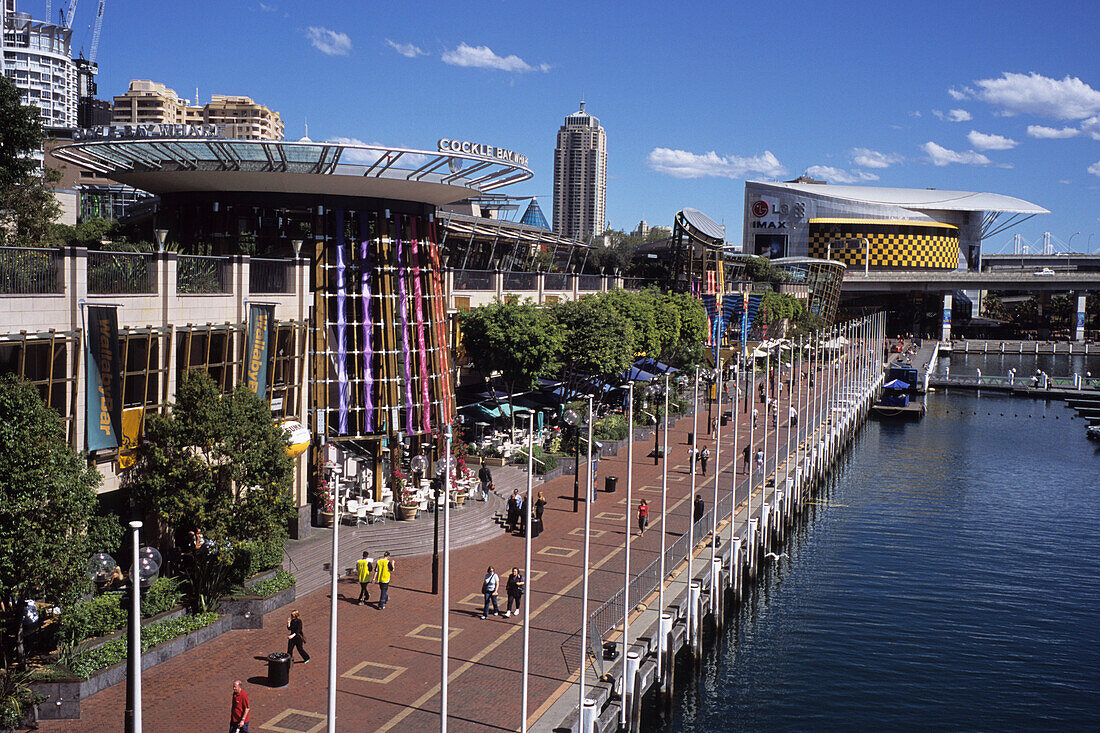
334;210;350;435
409;217;432;435
359;213;375;433
395;215;415;435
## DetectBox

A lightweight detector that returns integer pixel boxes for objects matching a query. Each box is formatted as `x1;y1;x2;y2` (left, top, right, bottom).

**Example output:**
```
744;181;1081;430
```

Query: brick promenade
38;379;815;733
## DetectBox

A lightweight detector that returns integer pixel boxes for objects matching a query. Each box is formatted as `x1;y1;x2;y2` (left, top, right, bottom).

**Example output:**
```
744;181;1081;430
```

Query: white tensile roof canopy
749;180;1048;240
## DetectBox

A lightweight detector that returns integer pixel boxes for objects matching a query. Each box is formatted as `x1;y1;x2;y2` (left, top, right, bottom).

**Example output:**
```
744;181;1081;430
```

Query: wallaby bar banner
85;305;122;451
246;303;275;398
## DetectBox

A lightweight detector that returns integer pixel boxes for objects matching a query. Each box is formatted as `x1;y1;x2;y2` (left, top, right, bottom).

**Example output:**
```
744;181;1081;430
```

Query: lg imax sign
751;198;805;229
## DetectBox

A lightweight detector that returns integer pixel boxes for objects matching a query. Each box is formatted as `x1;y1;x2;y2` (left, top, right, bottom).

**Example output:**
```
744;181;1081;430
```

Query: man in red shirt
231;680;250;733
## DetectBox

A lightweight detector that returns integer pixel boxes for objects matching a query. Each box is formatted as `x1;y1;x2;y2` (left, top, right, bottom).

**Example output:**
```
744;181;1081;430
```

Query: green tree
0;375;114;666
0;75;61;248
130;372;295;593
663;291;707;367
460;298;562;426
553;295;634;386
0;76;41;190
595;289;659;358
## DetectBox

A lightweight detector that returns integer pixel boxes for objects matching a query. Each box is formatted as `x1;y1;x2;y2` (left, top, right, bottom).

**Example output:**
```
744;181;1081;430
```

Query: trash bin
268;652;291;687
605;476;618;493
687;432;694;445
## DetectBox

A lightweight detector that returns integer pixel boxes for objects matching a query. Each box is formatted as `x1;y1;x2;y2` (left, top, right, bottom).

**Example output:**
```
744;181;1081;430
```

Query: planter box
397;504;419;521
33;614;234;720
482;457;505;466
464;455;482;466
219;584;296;629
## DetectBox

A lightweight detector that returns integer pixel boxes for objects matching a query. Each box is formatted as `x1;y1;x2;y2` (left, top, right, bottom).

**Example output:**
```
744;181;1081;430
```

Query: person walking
356;550;375;605
481;566;502;618
286;610;310;664
230;680;250;733
505;567;525;617
699;446;710;476
376;551;394;610
742;445;751;473
752;406;758;428
789;405;798;427
693;494;705;523
755;448;764;476
478;463;493;501
516;491;527;535
637;499;649;535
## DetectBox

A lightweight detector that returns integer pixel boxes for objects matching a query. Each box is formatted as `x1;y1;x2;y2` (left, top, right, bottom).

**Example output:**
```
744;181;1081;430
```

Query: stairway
286;492;507;597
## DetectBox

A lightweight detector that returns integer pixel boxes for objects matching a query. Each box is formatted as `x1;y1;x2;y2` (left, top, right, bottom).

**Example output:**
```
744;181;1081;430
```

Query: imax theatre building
743;179;1047;272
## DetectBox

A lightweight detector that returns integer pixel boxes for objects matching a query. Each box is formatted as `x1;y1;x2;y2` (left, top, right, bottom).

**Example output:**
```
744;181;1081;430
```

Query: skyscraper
553;101;606;242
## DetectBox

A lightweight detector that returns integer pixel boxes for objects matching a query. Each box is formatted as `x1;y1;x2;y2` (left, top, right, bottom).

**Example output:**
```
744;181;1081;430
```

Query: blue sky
41;0;1100;252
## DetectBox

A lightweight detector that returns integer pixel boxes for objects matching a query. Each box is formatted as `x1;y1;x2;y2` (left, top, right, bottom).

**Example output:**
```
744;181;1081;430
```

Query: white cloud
647;148;786;179
1080;116;1100;140
441;43;549;73
971;72;1100;120
851;148;903;169
804;165;878;184
933;109;972;122
306;26;352;56
257;2;277;11
386;39;427;58
967;130;1017;151
921;142;992;167
948;86;973;101
1089;161;1100;177
1027;124;1079;139
326;137;433;167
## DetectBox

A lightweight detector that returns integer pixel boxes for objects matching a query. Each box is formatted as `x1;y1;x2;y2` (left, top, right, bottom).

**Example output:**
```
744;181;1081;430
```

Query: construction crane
88;0;105;63
63;0;78;29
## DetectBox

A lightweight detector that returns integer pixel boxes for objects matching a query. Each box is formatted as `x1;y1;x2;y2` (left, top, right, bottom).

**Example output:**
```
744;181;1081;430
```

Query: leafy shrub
233;534;287;580
140;576;183;618
594;414;628;441
0;669;43;729
513;446;558;475
69;612;218;679
246;570;295;598
57;576;185;645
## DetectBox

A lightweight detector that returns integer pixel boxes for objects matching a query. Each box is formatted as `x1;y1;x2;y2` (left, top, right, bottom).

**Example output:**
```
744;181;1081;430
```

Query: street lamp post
565;408;582;512
648;383;662;465
90;521;162;733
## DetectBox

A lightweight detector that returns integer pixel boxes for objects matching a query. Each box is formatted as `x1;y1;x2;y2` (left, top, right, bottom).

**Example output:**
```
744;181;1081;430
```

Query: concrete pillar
1076;292;1087;342
494;268;503;299
941;292;953;341
537;271;545;305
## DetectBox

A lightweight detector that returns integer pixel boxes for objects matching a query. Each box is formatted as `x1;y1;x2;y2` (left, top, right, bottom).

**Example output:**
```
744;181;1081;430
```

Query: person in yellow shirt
376;552;395;610
356;551;375;605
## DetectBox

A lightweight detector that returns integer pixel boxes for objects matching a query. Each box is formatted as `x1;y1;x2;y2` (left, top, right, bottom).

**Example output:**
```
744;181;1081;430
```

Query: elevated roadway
841;270;1100;294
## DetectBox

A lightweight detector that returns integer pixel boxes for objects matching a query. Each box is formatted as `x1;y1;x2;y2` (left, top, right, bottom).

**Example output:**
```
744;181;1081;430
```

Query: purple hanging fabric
334;210;350;435
395;215;415;435
359;213;374;433
409;217;432;435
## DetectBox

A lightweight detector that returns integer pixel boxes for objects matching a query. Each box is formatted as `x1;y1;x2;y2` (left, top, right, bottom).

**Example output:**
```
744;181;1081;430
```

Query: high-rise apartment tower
552;101;606;242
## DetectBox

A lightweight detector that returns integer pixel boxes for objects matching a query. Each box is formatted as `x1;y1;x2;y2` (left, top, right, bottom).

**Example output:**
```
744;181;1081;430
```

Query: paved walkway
38;374;829;733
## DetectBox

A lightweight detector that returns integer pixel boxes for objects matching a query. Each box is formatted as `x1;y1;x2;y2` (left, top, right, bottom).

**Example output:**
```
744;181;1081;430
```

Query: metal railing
453;269;493;290
177;254;232;294
577;274;602;291
87;251;156;295
249;257;296;294
502;272;537;291
0;246;63;294
543;273;569;290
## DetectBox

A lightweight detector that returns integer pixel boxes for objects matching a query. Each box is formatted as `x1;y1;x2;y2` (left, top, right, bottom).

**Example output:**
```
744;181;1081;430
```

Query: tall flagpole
520;412;534;732
578;395;594;723
709;359;722;607
326;458;339;733
657;374;670;679
620;381;634;727
686;367;699;648
440;427;452;732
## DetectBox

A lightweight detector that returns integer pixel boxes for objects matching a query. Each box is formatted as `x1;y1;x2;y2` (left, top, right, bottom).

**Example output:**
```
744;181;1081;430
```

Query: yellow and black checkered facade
807;218;959;270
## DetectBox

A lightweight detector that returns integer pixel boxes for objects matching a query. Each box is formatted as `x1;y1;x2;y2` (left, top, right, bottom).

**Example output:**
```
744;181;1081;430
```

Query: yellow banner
117;407;144;470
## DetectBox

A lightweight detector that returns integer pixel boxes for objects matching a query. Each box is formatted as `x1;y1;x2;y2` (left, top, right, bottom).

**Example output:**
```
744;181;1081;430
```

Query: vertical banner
85;305;122;451
741;291;750;362
395;216;415;436
117;407;144;469
359;213;375;433
334;209;350;435
245;303;275;398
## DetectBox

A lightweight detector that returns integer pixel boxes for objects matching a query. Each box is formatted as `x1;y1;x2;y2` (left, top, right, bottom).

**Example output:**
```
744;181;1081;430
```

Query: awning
883;379;910;390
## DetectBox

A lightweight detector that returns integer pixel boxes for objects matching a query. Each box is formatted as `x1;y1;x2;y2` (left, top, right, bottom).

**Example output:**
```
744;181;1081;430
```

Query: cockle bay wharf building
0;131;607;533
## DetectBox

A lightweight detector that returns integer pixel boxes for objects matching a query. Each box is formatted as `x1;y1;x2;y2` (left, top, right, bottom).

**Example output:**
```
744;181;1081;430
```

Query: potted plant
316;480;334;527
394;468;418;520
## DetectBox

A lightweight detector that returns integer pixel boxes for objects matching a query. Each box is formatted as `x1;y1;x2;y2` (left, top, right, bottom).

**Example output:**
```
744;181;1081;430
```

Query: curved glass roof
678;207;726;242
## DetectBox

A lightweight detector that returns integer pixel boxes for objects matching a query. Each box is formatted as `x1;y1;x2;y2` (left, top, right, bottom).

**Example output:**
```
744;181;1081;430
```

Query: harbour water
666;379;1100;730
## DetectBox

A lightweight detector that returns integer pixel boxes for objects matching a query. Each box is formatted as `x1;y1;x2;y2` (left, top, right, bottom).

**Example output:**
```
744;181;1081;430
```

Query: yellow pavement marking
260;708;327;733
569;527;606;538
342;660;407;684
537;545;579;558
406;623;461;642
